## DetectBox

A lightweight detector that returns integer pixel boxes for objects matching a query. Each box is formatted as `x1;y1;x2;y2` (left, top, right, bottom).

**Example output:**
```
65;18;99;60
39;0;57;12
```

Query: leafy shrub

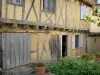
81;53;92;60
46;57;100;75
35;62;45;67
94;52;100;58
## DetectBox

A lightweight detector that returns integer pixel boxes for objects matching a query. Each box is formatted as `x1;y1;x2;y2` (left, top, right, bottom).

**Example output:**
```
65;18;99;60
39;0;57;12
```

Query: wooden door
0;34;2;68
2;33;31;70
49;35;61;60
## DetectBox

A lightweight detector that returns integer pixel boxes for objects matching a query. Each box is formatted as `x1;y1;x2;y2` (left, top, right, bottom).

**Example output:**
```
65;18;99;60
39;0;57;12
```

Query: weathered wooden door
0;34;2;68
49;35;61;60
2;33;31;70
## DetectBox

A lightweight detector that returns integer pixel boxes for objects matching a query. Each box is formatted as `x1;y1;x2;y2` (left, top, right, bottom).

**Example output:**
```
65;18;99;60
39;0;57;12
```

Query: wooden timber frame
0;0;2;18
0;0;93;32
88;32;100;36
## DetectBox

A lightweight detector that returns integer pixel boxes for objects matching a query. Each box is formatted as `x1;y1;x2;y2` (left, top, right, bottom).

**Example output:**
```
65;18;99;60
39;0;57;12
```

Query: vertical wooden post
5;0;8;19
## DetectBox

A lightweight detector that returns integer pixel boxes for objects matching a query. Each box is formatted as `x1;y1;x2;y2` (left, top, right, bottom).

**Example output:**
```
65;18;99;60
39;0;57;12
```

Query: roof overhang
78;0;95;6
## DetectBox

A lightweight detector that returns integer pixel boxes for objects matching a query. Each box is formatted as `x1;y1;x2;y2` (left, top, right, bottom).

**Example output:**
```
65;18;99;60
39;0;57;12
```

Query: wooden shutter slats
49;35;61;60
43;0;56;12
43;0;49;12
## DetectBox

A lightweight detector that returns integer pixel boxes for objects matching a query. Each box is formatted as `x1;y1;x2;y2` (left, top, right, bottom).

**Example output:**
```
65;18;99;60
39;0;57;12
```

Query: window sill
41;10;56;15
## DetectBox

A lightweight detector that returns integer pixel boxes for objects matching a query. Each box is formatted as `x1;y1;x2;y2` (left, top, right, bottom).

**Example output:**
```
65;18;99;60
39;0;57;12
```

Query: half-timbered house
0;0;95;70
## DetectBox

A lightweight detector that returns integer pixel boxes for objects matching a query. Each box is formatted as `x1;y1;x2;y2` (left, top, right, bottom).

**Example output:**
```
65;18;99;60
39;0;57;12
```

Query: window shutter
16;0;21;3
43;0;49;12
49;0;54;12
78;35;81;48
72;35;75;49
8;0;13;3
53;0;56;12
49;35;61;60
79;35;83;48
81;35;83;47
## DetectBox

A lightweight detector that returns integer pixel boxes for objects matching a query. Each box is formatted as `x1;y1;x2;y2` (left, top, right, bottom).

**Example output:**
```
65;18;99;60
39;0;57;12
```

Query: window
75;35;79;48
15;0;21;4
72;35;83;49
8;0;22;4
43;0;56;13
97;0;100;4
81;5;88;20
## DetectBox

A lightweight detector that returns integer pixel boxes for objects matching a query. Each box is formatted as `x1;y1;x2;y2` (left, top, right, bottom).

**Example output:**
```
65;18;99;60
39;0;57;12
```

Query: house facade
0;0;95;70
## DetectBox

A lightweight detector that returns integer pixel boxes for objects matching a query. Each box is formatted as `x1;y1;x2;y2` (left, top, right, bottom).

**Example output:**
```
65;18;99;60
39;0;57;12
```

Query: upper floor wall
0;0;93;30
66;0;92;30
90;16;100;32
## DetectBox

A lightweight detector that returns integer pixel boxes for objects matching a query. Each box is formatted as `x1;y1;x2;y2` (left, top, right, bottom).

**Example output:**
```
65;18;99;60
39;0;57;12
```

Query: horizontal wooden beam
0;18;66;28
0;18;90;32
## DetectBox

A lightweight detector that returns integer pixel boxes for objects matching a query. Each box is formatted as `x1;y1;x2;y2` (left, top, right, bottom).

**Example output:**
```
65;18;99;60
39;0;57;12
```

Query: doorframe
60;35;70;58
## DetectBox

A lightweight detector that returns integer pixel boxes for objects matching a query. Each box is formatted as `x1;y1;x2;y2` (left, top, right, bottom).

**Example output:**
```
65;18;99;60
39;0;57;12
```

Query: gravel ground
1;65;55;75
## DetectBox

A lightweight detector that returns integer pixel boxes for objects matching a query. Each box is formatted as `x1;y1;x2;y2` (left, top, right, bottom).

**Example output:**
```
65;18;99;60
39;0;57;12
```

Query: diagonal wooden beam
43;15;52;23
57;0;65;24
40;34;50;59
32;3;38;22
44;13;53;24
25;0;38;22
25;0;35;20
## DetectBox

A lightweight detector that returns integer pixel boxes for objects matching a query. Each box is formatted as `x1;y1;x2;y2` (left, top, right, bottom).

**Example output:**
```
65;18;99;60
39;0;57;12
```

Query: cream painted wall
0;24;86;61
90;16;100;32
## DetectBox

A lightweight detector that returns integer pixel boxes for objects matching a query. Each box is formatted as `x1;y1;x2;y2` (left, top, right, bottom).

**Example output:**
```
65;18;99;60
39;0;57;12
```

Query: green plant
94;52;100;58
81;53;92;60
46;57;100;75
35;62;45;67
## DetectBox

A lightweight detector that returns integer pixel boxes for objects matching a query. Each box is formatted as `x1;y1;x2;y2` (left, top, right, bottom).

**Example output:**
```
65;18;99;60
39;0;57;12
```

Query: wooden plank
22;0;25;20
0;34;2;68
67;35;70;56
13;5;16;20
37;34;39;60
57;35;61;60
26;33;31;64
14;33;20;67
19;33;24;66
25;0;34;20
0;18;66;29
0;0;2;18
23;33;28;65
10;33;16;68
2;33;6;70
6;33;11;69
32;4;38;22
5;0;8;19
